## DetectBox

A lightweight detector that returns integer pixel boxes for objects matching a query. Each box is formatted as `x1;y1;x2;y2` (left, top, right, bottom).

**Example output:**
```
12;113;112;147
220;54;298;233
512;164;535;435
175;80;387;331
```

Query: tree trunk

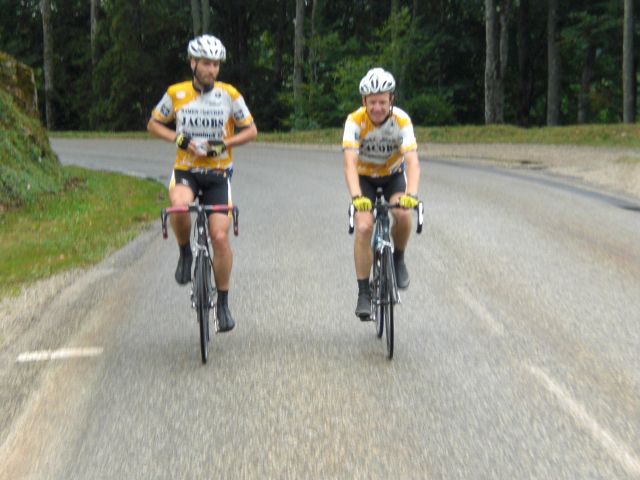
517;0;533;126
191;0;201;36
496;0;511;122
90;0;98;69
293;0;305;111
546;0;560;126
90;0;99;129
274;0;287;84
309;0;319;85
578;43;595;124
391;0;399;81
485;0;499;124
201;0;210;34
623;0;635;123
40;0;54;129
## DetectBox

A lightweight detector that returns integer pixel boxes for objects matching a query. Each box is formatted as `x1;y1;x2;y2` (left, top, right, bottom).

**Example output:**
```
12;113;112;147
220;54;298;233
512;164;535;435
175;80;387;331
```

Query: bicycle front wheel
384;299;394;359
195;253;211;364
383;247;394;359
373;251;384;338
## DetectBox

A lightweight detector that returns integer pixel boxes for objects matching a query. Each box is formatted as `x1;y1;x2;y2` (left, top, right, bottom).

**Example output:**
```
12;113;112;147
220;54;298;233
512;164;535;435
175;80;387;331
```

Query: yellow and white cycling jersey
342;106;417;177
151;80;254;171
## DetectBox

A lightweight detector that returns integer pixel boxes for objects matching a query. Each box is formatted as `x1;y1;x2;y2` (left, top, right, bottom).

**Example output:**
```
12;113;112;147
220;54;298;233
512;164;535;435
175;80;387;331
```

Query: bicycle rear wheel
195;253;211;364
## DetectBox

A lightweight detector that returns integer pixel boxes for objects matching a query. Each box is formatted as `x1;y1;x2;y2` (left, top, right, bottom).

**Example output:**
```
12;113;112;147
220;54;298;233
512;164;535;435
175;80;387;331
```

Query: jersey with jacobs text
151;80;254;171
342;106;417;177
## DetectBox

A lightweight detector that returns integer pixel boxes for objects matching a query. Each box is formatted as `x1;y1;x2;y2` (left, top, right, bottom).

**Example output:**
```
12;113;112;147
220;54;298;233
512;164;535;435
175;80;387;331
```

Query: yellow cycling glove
175;133;191;150
352;195;372;212
206;140;227;157
399;194;419;209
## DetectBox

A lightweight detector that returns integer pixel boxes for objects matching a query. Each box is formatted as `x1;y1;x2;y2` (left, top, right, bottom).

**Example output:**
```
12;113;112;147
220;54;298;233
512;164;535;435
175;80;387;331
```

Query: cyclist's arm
147;118;178;143
404;149;420;196
224;122;258;149
343;148;362;198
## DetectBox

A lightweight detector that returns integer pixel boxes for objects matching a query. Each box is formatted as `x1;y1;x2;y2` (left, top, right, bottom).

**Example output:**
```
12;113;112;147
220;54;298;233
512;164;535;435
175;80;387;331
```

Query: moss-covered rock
0;51;63;209
0;51;39;118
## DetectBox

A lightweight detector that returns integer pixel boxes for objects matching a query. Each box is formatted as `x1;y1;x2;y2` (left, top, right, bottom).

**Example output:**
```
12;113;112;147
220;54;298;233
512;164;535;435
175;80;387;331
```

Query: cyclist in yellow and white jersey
343;68;421;319
147;34;257;332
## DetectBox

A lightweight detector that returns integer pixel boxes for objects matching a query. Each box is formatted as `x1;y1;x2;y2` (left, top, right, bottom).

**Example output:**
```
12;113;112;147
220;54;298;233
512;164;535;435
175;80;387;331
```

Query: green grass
616;156;640;164
50;130;152;139
50;123;640;148
254;124;640;148
0;166;166;298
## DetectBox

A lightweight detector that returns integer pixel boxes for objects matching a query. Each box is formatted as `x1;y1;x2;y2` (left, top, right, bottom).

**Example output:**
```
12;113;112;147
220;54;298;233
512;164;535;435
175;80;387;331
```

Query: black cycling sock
357;278;370;294
217;290;228;306
393;249;404;262
179;242;191;257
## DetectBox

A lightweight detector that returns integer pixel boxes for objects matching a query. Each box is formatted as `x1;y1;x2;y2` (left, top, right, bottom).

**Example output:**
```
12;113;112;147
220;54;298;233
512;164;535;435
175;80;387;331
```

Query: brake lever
232;206;239;236
348;204;355;234
160;209;168;239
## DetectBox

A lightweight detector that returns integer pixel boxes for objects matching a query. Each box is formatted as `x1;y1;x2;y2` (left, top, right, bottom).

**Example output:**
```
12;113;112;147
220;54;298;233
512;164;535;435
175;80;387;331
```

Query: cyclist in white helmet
343;67;421;319
147;34;258;333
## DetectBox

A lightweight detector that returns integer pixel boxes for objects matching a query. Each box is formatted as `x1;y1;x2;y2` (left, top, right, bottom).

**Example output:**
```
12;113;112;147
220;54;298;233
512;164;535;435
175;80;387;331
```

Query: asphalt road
1;138;639;479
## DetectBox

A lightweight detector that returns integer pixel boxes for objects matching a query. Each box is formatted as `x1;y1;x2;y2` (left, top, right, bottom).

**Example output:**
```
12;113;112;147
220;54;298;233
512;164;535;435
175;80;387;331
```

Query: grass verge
0;166;166;298
51;123;640;148
255;124;640;148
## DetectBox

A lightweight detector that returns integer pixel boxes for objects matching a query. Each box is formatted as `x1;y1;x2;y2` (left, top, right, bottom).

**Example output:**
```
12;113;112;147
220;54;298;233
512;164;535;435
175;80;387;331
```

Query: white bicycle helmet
359;68;396;96
187;34;226;61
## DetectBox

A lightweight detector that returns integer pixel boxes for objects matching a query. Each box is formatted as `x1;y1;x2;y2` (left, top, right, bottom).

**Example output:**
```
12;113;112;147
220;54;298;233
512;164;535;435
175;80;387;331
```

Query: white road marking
16;347;104;363
457;287;505;335
528;364;640;477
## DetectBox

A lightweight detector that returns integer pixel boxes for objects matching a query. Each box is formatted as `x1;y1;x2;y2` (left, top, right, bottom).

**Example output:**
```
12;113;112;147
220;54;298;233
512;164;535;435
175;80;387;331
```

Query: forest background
0;0;638;133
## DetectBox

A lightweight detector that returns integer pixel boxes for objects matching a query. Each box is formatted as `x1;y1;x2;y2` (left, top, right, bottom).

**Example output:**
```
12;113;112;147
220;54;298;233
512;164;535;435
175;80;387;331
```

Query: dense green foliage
0;0;638;132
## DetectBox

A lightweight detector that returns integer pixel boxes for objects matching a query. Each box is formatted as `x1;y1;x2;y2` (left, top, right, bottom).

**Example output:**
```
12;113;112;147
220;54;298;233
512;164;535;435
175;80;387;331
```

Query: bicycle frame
161;201;238;363
348;191;424;359
371;197;401;307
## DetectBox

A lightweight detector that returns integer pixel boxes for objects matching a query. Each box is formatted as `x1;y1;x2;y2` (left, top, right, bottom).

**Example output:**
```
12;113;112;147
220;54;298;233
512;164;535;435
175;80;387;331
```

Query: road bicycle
349;190;424;359
161;199;238;363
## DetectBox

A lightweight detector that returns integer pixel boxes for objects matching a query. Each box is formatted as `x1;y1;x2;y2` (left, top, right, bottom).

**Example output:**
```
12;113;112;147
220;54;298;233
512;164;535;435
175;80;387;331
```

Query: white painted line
528;365;640;477
457;287;505;335
16;347;104;363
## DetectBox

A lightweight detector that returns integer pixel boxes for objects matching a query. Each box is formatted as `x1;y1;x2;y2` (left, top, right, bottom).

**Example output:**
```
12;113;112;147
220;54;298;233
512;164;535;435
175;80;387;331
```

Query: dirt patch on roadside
424;143;640;200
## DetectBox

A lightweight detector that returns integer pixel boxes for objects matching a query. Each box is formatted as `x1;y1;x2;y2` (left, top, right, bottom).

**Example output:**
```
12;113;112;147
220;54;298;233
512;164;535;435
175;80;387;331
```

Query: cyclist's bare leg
389;192;412;288
389;192;412;250
354;211;374;318
169;184;195;284
208;213;232;290
169;184;194;245
354;211;374;278
209;212;235;331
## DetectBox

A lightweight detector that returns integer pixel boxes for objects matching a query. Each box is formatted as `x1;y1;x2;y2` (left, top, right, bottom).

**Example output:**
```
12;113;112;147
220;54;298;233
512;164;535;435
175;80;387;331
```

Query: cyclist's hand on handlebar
399;193;419;209
352;195;372;212
206;140;227;157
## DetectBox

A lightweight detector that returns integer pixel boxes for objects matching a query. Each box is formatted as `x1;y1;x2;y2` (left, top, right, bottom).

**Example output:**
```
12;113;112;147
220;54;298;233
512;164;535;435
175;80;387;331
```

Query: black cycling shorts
359;171;406;203
173;168;232;210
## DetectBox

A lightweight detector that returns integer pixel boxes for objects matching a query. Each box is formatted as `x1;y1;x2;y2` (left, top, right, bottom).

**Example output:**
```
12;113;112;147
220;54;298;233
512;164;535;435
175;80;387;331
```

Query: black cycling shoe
174;250;192;285
355;291;372;320
216;304;235;332
394;258;410;289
